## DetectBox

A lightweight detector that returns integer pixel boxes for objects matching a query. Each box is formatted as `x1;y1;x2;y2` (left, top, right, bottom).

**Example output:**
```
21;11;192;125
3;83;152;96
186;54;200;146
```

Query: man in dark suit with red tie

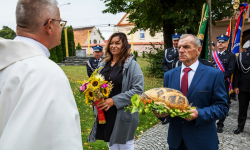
154;34;228;150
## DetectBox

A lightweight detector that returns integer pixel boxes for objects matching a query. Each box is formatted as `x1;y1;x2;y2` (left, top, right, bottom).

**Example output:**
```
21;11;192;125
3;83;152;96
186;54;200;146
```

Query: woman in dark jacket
88;32;144;150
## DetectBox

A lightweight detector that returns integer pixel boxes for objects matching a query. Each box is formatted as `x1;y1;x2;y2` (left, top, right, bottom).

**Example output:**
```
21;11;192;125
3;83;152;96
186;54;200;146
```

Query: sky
0;0;125;40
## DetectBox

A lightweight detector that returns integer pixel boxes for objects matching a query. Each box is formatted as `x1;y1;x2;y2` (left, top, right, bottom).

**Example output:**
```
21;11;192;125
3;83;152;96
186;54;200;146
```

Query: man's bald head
16;0;59;33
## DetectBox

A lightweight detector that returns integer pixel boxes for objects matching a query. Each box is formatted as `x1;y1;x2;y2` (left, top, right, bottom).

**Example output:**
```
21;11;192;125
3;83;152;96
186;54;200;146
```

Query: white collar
217;50;225;55
181;59;199;72
14;36;50;58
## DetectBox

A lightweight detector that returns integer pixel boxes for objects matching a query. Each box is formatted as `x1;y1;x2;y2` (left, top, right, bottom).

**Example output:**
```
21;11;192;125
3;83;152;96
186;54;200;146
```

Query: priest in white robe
0;0;83;150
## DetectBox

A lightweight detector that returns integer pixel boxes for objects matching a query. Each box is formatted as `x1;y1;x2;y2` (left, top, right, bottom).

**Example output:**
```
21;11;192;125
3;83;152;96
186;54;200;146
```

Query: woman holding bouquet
88;32;144;150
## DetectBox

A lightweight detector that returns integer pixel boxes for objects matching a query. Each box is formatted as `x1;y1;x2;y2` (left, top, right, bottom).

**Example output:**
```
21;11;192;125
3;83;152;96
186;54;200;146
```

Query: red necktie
181;68;192;96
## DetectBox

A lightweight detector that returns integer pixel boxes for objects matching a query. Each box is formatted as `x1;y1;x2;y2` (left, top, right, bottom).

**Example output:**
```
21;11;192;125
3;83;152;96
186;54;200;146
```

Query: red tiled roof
73;27;94;46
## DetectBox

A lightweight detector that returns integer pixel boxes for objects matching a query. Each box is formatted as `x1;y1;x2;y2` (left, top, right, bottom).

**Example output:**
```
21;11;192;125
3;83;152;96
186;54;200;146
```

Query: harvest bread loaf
140;88;189;111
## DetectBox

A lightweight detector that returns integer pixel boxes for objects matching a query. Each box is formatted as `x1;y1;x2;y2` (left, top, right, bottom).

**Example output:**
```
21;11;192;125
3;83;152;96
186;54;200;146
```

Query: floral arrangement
79;68;113;124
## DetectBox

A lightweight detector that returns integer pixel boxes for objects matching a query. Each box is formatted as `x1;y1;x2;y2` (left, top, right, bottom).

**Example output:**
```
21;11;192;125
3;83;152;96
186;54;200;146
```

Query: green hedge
49;25;76;63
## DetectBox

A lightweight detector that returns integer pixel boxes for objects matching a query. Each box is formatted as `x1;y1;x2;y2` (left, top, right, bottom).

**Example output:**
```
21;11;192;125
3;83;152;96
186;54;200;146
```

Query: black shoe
234;128;243;134
217;126;223;133
162;118;169;125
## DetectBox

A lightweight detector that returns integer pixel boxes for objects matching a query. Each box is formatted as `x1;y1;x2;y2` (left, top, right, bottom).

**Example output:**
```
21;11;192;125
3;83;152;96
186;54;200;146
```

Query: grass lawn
61;57;163;150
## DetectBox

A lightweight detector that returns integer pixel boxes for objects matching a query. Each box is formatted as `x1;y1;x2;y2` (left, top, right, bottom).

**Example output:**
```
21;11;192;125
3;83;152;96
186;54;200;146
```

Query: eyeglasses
43;19;67;27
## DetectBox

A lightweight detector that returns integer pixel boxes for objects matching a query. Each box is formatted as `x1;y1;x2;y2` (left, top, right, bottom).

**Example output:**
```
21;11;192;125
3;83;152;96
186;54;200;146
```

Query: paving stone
134;100;250;150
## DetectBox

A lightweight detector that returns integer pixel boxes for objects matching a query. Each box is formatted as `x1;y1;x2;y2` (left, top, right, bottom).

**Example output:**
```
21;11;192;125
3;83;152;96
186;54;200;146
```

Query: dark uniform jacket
233;51;250;92
162;47;179;72
86;57;102;77
212;50;236;90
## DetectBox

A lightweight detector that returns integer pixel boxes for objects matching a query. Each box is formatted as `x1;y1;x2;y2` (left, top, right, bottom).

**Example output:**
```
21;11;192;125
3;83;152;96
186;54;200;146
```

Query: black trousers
169;139;188;150
237;91;250;129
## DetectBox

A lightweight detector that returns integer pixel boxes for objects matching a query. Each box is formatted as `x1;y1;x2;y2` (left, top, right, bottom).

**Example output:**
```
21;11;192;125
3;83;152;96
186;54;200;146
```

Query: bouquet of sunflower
79;68;113;124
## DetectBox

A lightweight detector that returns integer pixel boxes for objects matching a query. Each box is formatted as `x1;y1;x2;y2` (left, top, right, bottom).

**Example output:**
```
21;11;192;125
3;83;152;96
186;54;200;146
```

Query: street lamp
59;3;70;8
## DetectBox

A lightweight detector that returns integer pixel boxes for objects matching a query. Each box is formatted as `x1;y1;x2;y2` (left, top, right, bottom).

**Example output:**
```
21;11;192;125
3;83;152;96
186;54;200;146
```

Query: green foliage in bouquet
125;94;196;119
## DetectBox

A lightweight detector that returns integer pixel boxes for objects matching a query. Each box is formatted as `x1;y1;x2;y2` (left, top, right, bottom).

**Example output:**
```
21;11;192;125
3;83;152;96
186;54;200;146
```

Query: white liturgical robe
0;38;83;150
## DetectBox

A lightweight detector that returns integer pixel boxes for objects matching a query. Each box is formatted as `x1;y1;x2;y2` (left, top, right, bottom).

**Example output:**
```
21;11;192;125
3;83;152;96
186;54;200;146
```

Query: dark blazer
163;62;228;150
213;50;236;91
162;47;179;72
233;51;250;92
86;57;102;77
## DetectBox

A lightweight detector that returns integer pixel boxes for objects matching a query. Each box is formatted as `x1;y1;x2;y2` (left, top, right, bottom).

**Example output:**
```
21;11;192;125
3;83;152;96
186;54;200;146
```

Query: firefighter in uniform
233;49;250;134
86;44;103;77
162;33;182;72
212;34;236;133
161;33;182;125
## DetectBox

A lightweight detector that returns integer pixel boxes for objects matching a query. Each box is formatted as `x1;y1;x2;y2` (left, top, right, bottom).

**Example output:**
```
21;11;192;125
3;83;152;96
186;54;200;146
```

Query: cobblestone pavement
134;100;250;150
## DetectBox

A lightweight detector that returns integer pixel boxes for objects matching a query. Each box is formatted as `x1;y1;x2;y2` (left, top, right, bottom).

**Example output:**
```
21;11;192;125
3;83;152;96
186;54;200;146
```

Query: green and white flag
197;3;209;60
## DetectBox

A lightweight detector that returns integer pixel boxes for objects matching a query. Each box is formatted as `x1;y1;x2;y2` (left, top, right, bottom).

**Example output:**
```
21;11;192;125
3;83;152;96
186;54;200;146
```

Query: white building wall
83;27;105;45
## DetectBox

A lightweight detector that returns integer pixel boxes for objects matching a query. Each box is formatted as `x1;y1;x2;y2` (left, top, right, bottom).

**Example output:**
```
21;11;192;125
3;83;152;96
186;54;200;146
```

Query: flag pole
207;0;212;61
240;7;247;53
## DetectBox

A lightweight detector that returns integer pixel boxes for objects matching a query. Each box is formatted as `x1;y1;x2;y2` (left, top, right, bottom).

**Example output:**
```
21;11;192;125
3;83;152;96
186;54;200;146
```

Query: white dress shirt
180;59;199;88
217;50;225;56
14;36;50;58
173;47;178;54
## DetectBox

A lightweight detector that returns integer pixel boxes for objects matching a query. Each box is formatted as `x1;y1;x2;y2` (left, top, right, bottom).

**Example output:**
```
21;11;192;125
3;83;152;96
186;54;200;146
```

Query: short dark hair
16;0;59;33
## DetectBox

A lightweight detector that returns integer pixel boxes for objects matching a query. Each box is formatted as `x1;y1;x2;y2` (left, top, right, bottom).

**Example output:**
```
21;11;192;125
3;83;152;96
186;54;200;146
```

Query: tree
49;47;58;63
61;26;76;58
102;0;234;49
56;44;63;63
145;44;165;77
0;26;16;39
61;28;66;58
67;26;76;56
76;42;82;49
97;28;105;40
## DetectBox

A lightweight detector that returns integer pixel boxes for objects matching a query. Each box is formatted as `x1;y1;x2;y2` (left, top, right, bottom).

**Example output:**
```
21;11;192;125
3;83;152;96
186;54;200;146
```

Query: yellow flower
85;90;94;103
95;74;104;82
90;79;100;90
102;87;110;98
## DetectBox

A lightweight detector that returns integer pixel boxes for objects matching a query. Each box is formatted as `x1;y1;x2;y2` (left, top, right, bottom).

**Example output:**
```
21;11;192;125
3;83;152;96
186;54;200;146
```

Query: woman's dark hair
104;32;131;66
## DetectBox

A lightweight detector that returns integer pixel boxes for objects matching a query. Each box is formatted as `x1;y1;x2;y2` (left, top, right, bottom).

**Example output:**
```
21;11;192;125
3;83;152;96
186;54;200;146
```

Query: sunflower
90;79;100;90
95;74;105;82
85;90;94;103
102;87;110;98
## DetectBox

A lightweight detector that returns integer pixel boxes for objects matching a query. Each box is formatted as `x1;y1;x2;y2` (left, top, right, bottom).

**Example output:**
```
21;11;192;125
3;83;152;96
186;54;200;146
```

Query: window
99;40;100;43
90;40;91;44
94;39;97;44
140;29;145;39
